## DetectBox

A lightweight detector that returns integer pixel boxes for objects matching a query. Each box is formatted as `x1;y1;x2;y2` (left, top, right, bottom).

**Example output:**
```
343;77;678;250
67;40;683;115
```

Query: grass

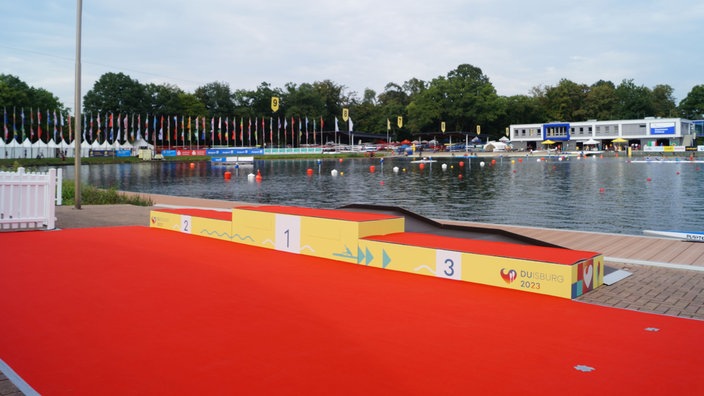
62;182;153;206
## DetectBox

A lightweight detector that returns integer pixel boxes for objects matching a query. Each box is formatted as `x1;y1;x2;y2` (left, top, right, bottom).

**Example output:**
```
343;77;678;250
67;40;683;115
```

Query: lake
64;155;704;236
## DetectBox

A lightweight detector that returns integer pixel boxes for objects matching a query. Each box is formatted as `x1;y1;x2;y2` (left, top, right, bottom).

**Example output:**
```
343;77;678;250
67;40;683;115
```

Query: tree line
2;64;703;142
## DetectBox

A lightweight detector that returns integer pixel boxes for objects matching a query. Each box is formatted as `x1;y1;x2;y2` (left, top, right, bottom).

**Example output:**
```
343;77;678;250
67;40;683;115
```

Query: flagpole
73;0;83;209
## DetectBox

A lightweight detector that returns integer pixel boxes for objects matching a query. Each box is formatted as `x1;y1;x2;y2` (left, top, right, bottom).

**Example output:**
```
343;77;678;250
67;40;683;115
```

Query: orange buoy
224;171;231;180
370;165;376;173
339;158;343;163
459;161;464;167
419;163;425;170
255;170;262;182
189;162;195;169
306;168;313;175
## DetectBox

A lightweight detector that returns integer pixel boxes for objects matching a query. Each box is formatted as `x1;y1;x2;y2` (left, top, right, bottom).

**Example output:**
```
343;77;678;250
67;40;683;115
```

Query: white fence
0;167;63;230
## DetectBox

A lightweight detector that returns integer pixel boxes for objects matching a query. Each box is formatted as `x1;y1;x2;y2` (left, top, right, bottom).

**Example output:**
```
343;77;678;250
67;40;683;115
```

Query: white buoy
480;161;485;167
441;163;448;171
247;173;255;182
331;169;339;177
393;166;399;173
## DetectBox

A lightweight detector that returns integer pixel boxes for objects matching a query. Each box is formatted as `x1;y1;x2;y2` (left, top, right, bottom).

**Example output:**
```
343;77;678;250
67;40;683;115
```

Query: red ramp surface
1;226;702;395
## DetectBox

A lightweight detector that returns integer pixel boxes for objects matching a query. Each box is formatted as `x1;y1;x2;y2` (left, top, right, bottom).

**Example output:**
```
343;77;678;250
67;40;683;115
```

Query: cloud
4;0;702;110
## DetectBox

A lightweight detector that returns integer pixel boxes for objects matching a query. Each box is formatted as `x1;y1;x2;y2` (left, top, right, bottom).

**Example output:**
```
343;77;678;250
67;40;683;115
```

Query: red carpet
1;226;702;395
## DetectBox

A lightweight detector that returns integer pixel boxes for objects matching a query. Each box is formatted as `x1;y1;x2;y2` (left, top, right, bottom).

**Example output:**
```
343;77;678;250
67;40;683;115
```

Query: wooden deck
440;220;704;268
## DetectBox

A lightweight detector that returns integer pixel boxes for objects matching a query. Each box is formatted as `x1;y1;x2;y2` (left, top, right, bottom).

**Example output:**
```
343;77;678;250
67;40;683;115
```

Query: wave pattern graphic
199;229;254;242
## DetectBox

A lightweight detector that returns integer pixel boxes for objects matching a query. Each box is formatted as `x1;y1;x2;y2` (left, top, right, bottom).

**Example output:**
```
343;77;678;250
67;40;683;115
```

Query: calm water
63;156;704;236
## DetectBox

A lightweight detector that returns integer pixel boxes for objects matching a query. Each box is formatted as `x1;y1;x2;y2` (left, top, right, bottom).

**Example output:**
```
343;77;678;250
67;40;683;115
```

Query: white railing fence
0;167;63;230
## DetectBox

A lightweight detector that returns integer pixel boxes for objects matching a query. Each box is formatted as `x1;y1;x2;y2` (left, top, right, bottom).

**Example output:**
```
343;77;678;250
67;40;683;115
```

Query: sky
3;0;703;111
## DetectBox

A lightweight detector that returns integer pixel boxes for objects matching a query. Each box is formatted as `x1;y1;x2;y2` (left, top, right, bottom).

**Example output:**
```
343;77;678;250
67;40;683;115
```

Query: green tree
651;84;677;117
584;80;617;120
678;85;704;119
543;79;589;121
614;79;654;119
83;72;146;114
0;74;65;112
144;83;186;116
502;94;544;125
179;92;207;116
432;64;501;135
194;81;235;117
312;79;348;130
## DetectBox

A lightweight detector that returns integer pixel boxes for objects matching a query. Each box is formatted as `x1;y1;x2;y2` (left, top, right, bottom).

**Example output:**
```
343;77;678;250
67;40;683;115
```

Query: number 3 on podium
436;250;462;280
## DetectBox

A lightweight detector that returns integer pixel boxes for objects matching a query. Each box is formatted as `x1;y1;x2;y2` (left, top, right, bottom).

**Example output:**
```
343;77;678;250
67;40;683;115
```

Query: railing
0;167;62;230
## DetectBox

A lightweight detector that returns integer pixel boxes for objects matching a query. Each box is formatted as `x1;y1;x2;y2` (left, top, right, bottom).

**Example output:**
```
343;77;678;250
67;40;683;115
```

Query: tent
484;141;509;152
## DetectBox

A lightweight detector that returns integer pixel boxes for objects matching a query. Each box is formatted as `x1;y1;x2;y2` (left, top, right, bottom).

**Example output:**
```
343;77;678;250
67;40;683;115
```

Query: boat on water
631;157;704;164
409;157;437;164
643;230;704;242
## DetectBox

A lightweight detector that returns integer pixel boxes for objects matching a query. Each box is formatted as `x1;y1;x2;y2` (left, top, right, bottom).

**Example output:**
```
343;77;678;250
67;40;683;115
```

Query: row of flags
2;107;355;147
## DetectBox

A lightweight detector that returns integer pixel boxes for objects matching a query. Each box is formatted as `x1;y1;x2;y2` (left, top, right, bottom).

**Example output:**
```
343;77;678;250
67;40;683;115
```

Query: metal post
73;0;83;209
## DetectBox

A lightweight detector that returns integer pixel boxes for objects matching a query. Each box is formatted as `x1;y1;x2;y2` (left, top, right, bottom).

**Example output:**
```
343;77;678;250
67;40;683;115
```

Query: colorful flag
20;108;25;142
210;117;214;143
248;117;251;145
3;107;8;141
109;112;114;142
270;117;273;145
116;113;121;142
124;114;129;141
349;117;353;132
172;116;177;143
12;107;17;141
159;116;164;141
218;116;222;142
37;110;42;141
238;117;242;142
224;117;229;144
188;116;192;143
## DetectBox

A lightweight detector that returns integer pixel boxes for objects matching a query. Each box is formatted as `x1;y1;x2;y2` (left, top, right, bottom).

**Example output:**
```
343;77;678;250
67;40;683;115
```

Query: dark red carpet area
1;226;703;395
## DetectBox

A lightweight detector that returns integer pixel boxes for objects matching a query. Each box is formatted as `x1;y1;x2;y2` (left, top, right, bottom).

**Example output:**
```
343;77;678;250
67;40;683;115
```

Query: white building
509;118;697;151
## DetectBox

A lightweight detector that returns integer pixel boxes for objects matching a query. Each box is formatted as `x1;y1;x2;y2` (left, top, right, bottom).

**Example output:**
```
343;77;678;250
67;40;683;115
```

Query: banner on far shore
643;145;686;153
205;148;264;156
160;149;210;157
